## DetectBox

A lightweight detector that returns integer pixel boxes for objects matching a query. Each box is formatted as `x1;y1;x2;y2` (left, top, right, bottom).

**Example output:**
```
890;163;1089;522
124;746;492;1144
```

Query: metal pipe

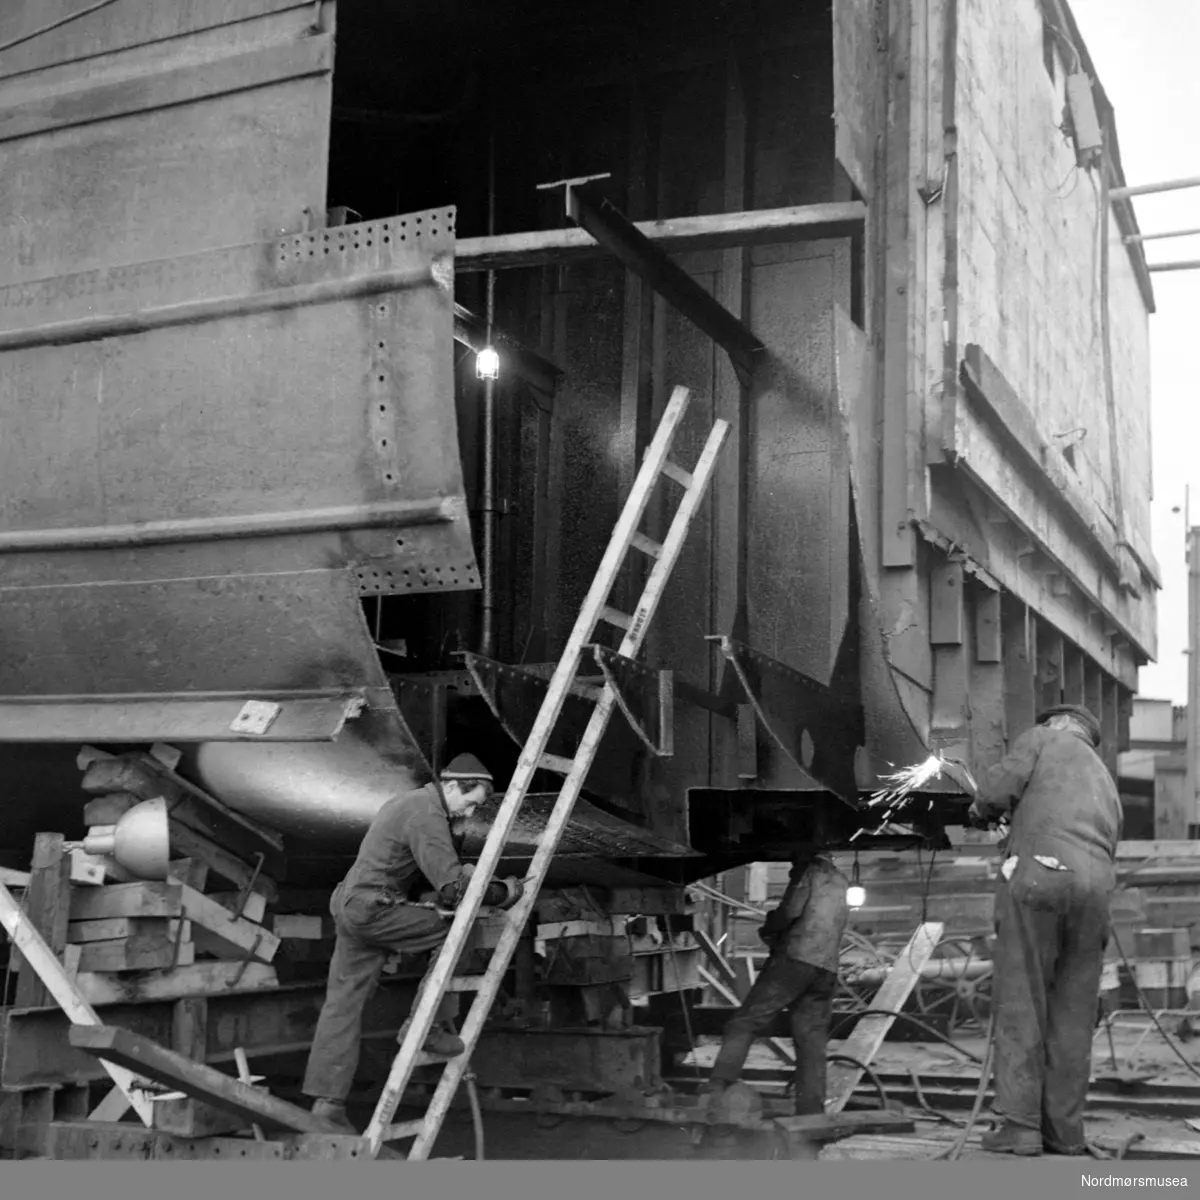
1110;175;1200;200
0;264;440;352
0;496;457;553
1148;259;1200;274
1124;227;1200;243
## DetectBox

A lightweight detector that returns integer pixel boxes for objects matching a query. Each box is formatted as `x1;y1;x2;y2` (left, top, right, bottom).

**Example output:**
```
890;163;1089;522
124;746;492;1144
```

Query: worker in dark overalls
700;852;849;1114
302;753;523;1132
967;704;1122;1156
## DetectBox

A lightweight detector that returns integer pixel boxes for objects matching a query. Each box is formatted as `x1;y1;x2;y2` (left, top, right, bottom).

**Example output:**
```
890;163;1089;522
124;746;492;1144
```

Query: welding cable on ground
908;1069;966;1127
826;1052;891;1109
1108;925;1200;1083
929;1013;996;1161
463;1070;485;1160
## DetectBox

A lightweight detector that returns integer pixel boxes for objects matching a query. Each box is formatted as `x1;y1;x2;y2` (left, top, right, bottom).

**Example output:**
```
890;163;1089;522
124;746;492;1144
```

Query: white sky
1071;0;1200;704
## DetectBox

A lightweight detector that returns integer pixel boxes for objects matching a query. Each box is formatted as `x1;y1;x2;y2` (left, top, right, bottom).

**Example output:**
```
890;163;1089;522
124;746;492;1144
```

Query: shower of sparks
852;753;977;842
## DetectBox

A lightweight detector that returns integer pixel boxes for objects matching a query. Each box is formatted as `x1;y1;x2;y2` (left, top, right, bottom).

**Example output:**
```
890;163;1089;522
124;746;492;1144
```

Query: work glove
484;877;524;910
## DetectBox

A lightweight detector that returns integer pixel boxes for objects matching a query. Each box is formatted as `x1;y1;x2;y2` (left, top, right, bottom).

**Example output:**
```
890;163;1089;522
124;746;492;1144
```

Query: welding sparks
852;752;978;842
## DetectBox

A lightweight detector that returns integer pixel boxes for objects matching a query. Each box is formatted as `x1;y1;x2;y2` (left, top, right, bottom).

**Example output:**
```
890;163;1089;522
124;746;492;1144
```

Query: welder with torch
302;753;523;1133
944;704;1122;1156
700;850;849;1114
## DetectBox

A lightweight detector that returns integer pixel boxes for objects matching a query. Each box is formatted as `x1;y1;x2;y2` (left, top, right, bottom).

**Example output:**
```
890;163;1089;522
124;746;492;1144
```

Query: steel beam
455;202;867;272
558;181;766;389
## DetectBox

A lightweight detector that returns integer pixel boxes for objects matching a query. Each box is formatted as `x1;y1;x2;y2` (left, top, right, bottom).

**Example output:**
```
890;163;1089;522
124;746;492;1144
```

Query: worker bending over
303;753;522;1132
701;851;848;1114
968;704;1121;1156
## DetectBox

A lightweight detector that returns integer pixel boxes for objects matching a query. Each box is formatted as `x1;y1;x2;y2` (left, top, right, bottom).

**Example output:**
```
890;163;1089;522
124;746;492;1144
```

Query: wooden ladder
363;385;729;1158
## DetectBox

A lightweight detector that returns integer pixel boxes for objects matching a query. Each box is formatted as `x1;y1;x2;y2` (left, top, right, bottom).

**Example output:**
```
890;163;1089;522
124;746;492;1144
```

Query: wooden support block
15;833;73;1009
69;917;189;944
175;882;279;963
172;996;208;1062
69;850;109;887
272;914;323;939
774;1109;916;1144
826;922;944;1113
69;1024;353;1136
76;937;196;974
75;961;279;1006
82;793;141;827
167;820;277;902
70;881;182;922
211;891;269;923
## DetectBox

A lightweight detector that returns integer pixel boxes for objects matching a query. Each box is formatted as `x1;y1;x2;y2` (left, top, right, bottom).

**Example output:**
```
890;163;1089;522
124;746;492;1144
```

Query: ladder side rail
405;416;730;1160
363;386;694;1151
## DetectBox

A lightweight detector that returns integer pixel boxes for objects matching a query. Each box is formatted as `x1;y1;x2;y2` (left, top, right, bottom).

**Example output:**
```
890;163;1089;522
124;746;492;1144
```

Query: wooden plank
826;921;944;1113
1063;642;1086;705
69;917;188;943
172;997;208;1063
0;866;30;888
14;833;73;1009
176;881;279;963
70;882;183;922
1036;622;1064;711
694;928;739;993
213;891;269;923
76;938;196;974
69;1024;351;1136
1118;839;1200;860
774;1109;915;1144
0;882;155;1125
167;821;277;902
75;961;279;1006
153;1097;246;1138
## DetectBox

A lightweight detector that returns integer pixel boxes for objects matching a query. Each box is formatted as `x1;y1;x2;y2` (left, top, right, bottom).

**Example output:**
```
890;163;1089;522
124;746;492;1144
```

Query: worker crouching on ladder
700;851;849;1114
302;753;523;1133
963;704;1121;1157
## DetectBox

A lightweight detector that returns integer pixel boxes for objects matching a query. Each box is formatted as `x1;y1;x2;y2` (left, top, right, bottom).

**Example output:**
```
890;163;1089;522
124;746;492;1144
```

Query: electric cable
908;1069;966;1127
831;1006;986;1065
463;1071;486;1160
929;1013;996;1161
1108;924;1200;1083
826;1052;890;1109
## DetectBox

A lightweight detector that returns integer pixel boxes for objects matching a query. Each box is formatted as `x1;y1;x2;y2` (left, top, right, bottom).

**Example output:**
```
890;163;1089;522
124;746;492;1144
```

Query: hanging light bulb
846;853;866;909
476;345;500;380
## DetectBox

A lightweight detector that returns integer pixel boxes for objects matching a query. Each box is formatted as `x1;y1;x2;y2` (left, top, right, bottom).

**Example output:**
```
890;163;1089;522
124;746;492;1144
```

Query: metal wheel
910;937;992;1034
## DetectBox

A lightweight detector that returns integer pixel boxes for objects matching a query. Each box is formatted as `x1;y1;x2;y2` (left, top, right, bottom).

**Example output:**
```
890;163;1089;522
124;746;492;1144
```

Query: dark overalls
974;724;1123;1152
709;858;849;1114
302;784;466;1102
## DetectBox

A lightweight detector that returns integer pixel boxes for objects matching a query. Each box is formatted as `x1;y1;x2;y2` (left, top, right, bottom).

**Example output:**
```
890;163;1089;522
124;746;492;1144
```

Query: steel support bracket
707;636;864;807
545;176;766;389
588;645;673;757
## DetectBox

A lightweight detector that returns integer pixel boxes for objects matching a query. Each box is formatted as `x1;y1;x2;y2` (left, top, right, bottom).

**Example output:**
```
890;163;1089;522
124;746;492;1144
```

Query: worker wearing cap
966;704;1122;1156
700;851;849;1114
303;753;523;1132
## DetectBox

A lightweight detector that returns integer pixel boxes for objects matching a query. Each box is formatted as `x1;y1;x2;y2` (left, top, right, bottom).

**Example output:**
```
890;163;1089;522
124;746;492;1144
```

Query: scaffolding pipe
1124;227;1200;243
1110;175;1200;200
1148;260;1200;274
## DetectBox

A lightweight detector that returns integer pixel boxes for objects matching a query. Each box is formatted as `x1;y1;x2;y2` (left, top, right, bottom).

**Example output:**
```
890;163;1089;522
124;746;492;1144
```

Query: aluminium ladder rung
599;605;633;630
661;461;692;487
630;531;662;558
538;752;576;775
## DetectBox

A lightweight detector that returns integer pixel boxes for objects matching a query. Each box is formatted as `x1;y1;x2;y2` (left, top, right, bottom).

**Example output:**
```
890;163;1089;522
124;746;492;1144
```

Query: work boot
980;1122;1043;1156
311;1098;358;1134
397;1018;465;1057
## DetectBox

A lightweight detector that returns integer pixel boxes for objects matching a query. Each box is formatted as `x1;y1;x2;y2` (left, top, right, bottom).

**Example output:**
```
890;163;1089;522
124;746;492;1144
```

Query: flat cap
1036;703;1102;748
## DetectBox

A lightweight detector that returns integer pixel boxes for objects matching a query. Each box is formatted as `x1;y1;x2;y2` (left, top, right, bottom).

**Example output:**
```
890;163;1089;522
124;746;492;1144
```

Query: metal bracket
538;175;766;389
589;645;673;757
708;636;864;807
